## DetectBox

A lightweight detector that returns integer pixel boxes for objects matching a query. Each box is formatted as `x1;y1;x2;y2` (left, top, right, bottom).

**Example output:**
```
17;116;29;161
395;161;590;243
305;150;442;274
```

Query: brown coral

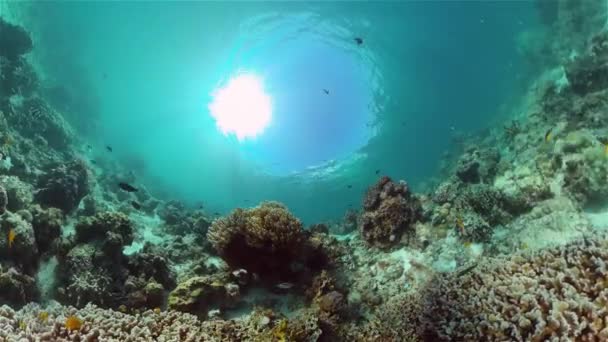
207;201;308;282
359;176;421;249
421;235;608;341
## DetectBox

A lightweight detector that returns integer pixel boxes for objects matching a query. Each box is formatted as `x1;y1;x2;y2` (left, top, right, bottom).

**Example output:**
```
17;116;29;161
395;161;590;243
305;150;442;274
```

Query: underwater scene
1;0;608;341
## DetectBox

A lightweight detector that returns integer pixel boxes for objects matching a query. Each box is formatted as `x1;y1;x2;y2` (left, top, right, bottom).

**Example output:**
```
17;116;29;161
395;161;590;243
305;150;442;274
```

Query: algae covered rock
36;159;89;213
359;176;421;249
167;276;228;316
30;204;63;254
0;211;38;273
75;211;133;246
0;18;33;60
0;176;33;212
0;266;38;306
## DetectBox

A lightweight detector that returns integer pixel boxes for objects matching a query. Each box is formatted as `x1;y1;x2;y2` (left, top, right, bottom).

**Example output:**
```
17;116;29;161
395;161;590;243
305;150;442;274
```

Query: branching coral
421;234;608;341
359;176;421;249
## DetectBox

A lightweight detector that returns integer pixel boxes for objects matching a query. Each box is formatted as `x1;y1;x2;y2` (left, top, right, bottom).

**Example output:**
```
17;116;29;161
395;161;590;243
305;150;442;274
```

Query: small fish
323;89;329;95
38;311;49;323
604;143;608;156
65;315;82;331
106;145;113;152
90;160;97;164
354;37;363;45
199;204;204;209
375;169;380;175
118;304;127;313
8;228;15;248
275;282;295;290
153;307;161;314
86;144;92;150
348;203;353;207
463;241;472;248
544;128;553;142
118;182;138;192
131;201;141;210
347;185;352;189
213;212;220;216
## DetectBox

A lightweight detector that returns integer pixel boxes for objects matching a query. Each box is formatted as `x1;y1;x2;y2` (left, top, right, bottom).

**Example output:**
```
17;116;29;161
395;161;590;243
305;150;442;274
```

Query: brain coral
359;176;421;248
207;201;305;281
421;235;608;341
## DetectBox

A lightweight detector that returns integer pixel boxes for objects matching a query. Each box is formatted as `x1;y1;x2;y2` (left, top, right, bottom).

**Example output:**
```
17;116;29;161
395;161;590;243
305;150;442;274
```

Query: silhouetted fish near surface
118;182;138;192
354;37;363;45
323;89;329;95
131;201;141;210
106;146;113;152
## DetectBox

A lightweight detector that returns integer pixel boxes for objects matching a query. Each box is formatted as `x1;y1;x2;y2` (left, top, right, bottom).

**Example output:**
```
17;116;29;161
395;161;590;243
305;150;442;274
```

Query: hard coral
207;201;310;282
359;176;421;249
421;235;608;341
36;159;89;213
0;176;32;212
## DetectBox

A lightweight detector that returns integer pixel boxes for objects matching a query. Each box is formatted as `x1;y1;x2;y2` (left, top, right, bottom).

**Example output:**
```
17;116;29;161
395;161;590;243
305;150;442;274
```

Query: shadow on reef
2;2;608;340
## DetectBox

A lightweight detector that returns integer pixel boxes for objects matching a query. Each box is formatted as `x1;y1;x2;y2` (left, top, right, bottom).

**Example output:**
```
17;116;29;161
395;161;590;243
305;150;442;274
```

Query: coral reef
35;160;89;213
359;176;421;248
207;201;326;284
421;234;608;341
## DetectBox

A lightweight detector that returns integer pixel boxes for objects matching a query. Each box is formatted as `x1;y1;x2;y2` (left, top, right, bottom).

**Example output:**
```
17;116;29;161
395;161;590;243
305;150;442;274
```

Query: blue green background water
15;2;539;223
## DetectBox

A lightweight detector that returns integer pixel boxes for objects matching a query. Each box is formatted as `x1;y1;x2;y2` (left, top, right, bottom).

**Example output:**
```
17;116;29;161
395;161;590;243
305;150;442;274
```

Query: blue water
22;1;538;223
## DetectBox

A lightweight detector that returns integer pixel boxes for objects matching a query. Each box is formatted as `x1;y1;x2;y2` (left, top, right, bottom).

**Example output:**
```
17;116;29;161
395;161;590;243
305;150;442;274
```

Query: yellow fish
463;241;472;248
544;128;552;142
604;143;608;156
153;307;161;314
38;311;49;323
7;229;15;248
65;315;82;331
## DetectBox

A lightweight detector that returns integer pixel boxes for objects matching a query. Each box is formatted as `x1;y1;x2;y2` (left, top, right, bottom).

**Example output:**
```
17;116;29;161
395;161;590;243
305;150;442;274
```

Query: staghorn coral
0;302;282;341
359;176;421;249
421;235;608;341
207;201;314;282
35;159;89;213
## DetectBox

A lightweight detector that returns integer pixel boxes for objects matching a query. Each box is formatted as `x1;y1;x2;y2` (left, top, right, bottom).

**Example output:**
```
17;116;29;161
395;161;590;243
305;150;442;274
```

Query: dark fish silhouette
213;212;220;216
354;37;363;45
118;182;138;192
106;146;113;152
375;169;380;175
323;89;329;95
347;185;353;189
86;144;92;150
131;201;141;210
90;160;97;164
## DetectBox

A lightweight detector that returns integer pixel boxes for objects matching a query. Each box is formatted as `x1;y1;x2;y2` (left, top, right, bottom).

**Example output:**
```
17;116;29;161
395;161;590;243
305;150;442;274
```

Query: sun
208;73;272;141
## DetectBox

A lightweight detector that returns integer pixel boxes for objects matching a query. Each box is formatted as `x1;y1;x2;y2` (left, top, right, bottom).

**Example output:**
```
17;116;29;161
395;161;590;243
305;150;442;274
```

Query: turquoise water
22;2;536;223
